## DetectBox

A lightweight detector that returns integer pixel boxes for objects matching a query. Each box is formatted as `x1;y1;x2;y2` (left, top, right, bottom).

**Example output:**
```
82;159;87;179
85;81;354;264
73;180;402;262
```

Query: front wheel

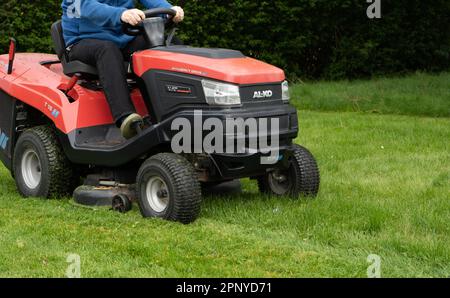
136;153;202;224
257;144;320;198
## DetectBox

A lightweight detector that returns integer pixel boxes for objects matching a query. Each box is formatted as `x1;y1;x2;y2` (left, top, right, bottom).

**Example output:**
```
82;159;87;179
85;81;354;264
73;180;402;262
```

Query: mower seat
51;20;99;78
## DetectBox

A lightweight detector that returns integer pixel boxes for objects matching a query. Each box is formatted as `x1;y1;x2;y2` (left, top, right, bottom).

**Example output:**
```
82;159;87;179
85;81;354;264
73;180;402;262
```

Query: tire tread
257;144;320;198
137;153;202;224
14;125;76;198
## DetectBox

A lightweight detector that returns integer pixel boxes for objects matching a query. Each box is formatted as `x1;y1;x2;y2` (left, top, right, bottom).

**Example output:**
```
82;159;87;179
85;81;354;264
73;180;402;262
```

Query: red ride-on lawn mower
0;9;320;224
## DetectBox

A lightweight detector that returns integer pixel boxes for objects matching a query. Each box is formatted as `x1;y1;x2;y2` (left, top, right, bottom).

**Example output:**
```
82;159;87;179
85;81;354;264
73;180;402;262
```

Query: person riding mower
0;5;320;224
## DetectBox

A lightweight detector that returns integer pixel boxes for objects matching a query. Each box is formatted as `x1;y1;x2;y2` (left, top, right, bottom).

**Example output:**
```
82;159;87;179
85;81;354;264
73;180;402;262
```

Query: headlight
282;80;290;102
202;80;241;106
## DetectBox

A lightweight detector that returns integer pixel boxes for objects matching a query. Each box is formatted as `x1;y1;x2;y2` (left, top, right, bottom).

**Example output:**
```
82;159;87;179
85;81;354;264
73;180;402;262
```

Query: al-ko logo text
253;90;273;99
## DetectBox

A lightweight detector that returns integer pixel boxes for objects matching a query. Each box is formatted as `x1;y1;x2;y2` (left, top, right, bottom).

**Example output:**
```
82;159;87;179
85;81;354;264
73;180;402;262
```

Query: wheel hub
268;169;291;195
146;176;169;213
157;189;168;198
21;149;42;189
272;172;288;183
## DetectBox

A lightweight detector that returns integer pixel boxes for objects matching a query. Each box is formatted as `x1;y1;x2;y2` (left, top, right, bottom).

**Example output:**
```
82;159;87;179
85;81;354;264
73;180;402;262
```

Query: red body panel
132;50;285;84
0;49;284;134
0;53;148;134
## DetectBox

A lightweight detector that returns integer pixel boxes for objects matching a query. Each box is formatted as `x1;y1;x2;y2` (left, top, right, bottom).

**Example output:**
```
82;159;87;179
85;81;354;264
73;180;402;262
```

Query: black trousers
68;37;148;124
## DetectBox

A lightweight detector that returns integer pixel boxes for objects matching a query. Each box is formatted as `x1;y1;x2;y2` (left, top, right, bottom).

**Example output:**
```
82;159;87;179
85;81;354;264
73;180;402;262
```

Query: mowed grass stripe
0;109;448;277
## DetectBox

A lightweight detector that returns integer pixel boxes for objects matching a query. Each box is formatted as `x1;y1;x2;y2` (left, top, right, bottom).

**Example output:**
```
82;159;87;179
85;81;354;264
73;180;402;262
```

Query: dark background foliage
0;0;449;79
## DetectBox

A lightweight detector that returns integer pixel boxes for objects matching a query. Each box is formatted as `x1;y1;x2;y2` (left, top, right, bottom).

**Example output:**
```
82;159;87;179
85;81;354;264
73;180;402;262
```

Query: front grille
239;83;283;103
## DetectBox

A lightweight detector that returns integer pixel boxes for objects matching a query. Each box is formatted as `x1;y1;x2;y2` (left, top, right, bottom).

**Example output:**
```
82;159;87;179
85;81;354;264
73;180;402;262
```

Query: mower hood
132;47;286;85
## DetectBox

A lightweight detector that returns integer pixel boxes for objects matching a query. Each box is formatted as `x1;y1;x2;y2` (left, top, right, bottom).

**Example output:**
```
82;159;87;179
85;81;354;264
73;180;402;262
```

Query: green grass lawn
292;72;450;118
0;73;449;277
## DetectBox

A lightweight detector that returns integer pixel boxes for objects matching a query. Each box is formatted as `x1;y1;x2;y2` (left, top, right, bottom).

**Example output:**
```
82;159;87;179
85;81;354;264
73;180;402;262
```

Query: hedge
1;0;449;79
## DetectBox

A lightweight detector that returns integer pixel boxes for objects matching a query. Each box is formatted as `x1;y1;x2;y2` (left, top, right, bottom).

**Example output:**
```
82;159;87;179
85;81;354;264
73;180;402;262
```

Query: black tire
258;144;320;198
13;125;78;198
136;153;202;224
112;194;132;213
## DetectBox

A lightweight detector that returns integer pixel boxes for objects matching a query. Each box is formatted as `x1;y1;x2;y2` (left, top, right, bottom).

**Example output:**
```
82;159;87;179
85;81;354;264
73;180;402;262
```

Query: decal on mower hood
0;130;9;150
171;67;208;77
45;102;60;118
166;85;193;95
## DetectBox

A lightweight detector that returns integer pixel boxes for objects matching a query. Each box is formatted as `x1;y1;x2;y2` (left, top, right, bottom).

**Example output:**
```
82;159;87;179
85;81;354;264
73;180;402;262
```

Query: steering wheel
123;8;177;36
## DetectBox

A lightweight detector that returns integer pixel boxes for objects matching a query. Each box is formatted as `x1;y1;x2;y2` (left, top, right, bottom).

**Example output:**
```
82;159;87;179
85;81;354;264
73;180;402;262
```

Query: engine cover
132;46;286;85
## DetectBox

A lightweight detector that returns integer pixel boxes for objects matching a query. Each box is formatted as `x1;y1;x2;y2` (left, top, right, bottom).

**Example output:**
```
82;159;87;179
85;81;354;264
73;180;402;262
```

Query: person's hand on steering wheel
121;7;184;26
171;6;185;23
122;7;183;36
121;9;146;26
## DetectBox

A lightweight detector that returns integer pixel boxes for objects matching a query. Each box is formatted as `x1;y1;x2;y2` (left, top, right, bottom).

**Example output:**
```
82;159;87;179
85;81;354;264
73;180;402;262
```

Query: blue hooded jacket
62;0;172;48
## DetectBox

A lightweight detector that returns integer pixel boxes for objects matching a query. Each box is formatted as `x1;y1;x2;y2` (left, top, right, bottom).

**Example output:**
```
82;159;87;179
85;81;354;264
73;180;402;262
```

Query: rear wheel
258;144;320;198
13;126;78;198
136;153;202;224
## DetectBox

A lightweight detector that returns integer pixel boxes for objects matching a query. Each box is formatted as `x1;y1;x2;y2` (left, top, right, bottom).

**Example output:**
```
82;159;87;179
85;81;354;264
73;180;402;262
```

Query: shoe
120;113;143;139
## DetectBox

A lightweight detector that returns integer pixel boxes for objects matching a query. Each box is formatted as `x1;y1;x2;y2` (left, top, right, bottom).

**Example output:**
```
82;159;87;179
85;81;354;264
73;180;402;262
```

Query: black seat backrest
50;20;99;77
50;20;130;78
51;20;68;62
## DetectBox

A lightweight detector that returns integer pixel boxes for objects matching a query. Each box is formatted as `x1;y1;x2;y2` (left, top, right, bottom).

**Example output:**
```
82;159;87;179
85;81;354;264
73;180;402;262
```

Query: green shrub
0;1;60;53
1;0;449;79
